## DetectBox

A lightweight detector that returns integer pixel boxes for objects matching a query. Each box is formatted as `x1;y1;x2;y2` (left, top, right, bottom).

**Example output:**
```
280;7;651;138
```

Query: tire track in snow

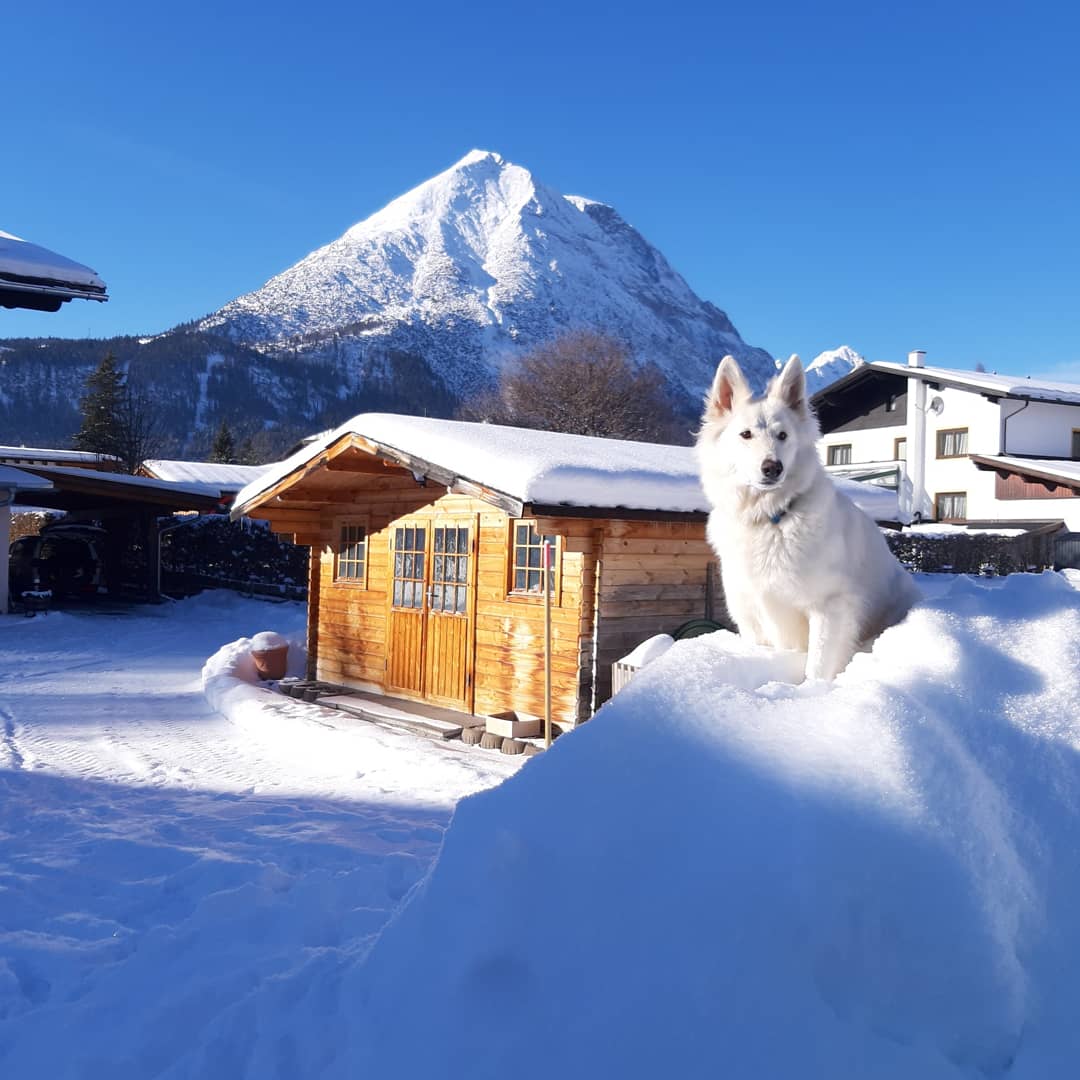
1;704;25;770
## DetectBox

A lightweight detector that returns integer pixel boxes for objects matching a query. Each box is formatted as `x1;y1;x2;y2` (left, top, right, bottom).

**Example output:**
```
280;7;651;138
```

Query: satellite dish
928;395;945;416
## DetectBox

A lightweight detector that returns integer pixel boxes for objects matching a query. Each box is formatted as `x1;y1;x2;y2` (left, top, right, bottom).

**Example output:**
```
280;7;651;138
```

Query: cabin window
509;522;559;599
936;428;969;458
1071;430;1080;459
894;437;907;462
391;525;426;608
827;444;852;466
935;491;967;521
334;521;368;585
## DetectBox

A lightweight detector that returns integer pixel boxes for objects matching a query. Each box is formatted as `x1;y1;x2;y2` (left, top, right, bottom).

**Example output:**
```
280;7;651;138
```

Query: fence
886;522;1062;576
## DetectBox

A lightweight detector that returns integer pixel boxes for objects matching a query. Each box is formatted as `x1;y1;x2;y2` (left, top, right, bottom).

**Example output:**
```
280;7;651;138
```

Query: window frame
506;520;562;604
826;443;852;466
332;516;369;587
894;436;907;462
936;427;969;459
935;491;968;522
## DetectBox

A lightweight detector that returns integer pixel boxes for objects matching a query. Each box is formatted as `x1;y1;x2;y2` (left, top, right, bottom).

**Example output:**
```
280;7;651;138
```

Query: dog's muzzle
761;458;783;482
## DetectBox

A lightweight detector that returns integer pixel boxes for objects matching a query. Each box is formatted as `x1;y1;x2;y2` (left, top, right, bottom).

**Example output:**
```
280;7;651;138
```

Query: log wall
252;482;717;724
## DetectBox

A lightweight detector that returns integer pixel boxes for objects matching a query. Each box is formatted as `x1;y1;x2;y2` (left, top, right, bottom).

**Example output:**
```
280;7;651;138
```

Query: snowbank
330;572;1080;1078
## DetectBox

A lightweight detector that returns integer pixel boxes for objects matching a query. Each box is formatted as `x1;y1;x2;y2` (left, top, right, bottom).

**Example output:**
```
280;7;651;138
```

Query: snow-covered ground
0;593;519;1078
4;574;1080;1077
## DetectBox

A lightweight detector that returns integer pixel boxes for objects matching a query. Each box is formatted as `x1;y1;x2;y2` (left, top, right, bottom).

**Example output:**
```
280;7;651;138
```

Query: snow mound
337;572;1080;1078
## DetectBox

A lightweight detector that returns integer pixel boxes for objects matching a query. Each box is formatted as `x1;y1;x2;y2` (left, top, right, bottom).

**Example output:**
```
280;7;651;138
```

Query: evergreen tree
237;436;259;465
210;420;237;464
73;353;126;462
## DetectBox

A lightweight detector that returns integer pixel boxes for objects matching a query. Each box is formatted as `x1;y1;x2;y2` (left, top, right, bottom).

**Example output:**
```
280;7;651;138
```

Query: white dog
696;353;918;681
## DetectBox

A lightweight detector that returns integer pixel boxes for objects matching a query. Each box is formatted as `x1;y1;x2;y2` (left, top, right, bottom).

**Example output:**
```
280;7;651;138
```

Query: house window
1071;430;1080;459
510;522;559;597
935;492;967;521
827;444;852;466
894;437;907;462
936;428;969;458
334;521;367;584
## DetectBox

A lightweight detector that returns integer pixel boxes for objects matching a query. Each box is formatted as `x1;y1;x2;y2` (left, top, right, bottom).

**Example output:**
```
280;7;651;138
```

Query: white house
812;351;1080;531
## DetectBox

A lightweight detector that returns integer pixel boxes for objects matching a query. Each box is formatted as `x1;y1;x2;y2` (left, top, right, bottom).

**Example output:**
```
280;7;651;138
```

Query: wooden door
386;522;428;694
424;520;476;708
384;517;477;709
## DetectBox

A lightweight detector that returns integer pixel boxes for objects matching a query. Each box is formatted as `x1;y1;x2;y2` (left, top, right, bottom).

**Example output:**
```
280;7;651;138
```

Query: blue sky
4;1;1078;376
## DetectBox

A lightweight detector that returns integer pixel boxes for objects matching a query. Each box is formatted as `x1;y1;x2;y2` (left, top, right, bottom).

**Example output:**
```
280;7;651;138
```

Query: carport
2;465;229;614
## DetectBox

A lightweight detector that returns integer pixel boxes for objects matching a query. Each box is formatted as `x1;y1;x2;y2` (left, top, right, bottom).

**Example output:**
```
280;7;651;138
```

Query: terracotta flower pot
250;631;289;681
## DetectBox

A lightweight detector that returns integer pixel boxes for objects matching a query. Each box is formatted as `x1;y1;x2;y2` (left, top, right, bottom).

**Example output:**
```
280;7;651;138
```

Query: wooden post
544;539;553;748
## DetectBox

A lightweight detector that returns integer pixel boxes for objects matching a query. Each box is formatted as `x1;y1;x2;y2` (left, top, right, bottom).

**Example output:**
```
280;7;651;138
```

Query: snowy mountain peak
802;345;865;393
199;151;775;404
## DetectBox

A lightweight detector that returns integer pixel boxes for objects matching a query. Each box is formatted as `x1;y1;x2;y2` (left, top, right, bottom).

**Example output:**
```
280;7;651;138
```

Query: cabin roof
232;412;901;523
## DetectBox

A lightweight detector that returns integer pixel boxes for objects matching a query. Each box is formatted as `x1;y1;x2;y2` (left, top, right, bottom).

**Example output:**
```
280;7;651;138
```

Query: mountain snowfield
200;149;776;401
0;150;863;452
802;343;864;393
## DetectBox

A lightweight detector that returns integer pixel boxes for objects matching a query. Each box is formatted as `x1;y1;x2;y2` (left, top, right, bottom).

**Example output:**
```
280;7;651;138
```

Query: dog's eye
777;431;788;441
739;430;752;440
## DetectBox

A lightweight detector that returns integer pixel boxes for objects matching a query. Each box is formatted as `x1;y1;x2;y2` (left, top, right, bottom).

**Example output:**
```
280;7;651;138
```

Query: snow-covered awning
0;230;108;313
232;413;901;523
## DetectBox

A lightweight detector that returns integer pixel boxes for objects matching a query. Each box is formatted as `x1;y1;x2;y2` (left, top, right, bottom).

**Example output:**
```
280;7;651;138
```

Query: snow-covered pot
250;631;289;680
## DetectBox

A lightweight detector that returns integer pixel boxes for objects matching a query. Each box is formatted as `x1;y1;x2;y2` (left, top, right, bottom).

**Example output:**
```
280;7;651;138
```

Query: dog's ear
768;354;808;415
705;355;752;421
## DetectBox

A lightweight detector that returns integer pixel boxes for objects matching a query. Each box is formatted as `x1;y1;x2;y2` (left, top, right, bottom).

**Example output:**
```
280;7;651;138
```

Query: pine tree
210;420;237;464
237;436;259;466
73;353;126;462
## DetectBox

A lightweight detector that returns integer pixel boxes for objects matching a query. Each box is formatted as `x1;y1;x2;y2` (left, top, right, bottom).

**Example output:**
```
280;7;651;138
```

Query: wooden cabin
231;414;728;727
232;414;895;726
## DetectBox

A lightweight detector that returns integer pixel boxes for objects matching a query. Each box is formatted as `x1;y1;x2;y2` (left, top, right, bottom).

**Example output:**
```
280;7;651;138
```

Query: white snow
0;230;106;290
198;150;774;399
142;458;274;490
802;344;864;393
0;445;118;466
872;361;1080;404
0;592;520;1077
5;575;1080;1075
233;412;901;521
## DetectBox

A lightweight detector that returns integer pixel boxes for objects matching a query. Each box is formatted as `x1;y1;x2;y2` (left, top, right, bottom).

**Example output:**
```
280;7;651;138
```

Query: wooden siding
592;520;715;706
995;471;1080;500
249;461;721;725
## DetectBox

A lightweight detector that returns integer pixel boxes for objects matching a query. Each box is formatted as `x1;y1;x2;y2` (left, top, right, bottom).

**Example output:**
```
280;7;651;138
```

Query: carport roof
10;464;228;514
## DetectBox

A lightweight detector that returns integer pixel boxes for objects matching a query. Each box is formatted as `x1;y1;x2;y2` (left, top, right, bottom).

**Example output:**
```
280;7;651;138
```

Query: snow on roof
0;230;106;292
0;445;119;465
869;361;1080;405
142;459;275;490
973;454;1080;486
233;413;901;522
21;463;227;500
0;464;53;491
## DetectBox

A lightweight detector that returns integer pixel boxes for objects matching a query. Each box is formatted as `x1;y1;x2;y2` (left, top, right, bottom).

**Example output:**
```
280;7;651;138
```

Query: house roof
814;361;1080;408
141;459;275;491
0;445;120;468
231;412;901;523
971;454;1080;495
0;230;108;312
0;465;54;494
